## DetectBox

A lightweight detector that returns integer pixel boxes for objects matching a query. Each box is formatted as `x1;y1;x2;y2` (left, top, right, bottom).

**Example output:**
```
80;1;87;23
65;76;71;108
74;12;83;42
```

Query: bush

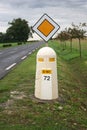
17;42;22;45
3;43;12;47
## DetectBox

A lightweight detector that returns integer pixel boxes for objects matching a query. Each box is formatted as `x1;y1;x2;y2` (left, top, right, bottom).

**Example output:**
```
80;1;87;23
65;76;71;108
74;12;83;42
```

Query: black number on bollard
44;76;50;81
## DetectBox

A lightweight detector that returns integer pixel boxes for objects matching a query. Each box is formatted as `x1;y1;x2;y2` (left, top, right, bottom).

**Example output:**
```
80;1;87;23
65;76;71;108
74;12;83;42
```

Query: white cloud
0;0;87;40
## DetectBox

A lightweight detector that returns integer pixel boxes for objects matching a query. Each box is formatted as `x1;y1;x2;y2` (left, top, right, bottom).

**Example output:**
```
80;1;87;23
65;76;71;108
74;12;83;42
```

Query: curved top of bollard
37;47;56;57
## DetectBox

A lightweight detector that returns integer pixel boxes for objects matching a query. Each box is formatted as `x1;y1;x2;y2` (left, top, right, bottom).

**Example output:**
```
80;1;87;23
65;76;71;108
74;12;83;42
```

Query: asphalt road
0;41;44;79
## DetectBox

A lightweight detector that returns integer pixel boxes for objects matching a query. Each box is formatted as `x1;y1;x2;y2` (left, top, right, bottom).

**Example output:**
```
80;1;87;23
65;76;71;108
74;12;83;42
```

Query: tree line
0;18;33;44
56;23;87;57
0;17;87;55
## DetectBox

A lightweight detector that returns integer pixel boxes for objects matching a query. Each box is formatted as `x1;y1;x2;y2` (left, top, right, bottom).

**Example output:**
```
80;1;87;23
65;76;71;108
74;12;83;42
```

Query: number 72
44;76;50;81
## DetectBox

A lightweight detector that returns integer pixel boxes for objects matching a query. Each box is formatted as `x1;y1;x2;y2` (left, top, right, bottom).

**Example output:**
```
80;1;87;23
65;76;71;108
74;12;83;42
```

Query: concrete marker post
35;46;58;100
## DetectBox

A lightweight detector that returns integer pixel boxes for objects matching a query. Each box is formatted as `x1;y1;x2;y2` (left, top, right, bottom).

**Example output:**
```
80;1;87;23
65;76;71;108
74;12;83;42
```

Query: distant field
0;41;36;49
0;42;17;49
0;40;87;130
73;39;87;51
64;39;87;51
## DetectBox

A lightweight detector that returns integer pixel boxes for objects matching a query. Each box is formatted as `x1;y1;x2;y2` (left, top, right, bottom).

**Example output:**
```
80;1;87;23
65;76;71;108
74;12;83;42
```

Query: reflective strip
38;58;44;62
49;58;55;62
21;56;27;60
6;63;16;70
42;70;52;74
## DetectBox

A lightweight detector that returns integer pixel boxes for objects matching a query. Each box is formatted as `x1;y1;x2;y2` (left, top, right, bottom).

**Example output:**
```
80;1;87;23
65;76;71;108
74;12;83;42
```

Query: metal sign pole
46;42;48;47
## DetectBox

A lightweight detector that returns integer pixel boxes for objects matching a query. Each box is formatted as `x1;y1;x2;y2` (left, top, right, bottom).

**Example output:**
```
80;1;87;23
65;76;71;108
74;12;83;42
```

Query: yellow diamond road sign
33;14;60;42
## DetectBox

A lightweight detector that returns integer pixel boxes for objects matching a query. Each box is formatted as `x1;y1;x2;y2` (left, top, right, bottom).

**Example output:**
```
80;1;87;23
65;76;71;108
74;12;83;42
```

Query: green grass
0;40;87;130
0;124;68;130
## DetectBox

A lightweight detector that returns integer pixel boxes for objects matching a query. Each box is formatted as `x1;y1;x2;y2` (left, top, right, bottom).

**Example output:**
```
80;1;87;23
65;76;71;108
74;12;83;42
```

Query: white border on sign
33;13;60;42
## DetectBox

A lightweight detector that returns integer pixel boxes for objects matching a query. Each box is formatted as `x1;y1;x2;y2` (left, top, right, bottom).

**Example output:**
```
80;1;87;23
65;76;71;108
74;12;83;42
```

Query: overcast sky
0;0;87;40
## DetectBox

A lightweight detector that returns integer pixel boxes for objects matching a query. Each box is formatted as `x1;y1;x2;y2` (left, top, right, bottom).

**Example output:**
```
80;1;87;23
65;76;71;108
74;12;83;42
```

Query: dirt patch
0;91;27;109
10;91;27;100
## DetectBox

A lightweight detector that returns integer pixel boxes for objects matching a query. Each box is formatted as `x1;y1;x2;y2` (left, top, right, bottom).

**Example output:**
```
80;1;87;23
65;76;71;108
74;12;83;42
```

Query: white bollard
35;46;58;100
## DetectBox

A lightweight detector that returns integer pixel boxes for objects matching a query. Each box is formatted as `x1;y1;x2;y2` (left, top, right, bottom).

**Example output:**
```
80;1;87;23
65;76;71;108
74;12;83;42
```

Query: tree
57;31;70;50
0;32;7;43
6;18;30;43
0;32;3;43
56;23;87;56
29;26;34;38
70;23;86;57
66;28;73;52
